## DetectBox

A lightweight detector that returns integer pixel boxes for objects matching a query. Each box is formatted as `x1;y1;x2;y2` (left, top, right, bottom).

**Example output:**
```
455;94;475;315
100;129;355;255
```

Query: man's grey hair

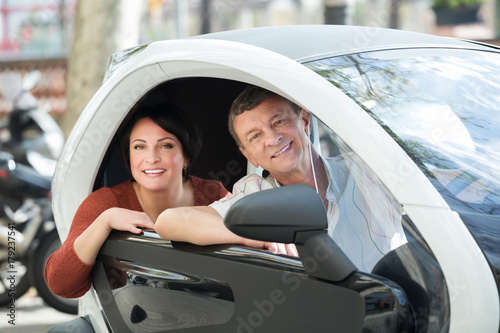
228;86;301;147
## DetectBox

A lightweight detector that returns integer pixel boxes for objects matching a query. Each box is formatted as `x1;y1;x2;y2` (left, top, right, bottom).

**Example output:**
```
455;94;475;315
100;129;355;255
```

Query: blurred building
0;0;498;120
0;0;76;119
141;0;498;41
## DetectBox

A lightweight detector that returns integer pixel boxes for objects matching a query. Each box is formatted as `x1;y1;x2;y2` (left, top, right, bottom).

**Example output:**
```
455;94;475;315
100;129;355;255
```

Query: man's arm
154;206;298;256
155;206;243;245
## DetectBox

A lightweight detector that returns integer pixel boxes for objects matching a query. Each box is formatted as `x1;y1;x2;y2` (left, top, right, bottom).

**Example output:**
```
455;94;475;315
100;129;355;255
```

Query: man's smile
272;142;291;158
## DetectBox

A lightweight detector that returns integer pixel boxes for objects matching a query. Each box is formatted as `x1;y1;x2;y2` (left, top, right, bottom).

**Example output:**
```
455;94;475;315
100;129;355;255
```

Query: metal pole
175;0;189;39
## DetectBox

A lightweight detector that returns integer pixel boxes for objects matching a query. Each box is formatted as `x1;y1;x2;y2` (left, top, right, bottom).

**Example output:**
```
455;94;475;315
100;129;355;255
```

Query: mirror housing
224;184;357;282
225;184;327;244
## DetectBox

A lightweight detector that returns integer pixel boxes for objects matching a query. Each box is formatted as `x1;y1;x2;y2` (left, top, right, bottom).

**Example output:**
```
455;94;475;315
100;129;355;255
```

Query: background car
51;25;500;332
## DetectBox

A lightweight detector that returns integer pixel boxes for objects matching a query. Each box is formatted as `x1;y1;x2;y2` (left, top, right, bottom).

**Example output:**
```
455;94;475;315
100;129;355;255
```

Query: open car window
95;78;250;192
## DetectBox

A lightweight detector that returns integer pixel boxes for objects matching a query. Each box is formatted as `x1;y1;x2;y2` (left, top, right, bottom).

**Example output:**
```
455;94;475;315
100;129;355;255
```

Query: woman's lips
144;169;165;174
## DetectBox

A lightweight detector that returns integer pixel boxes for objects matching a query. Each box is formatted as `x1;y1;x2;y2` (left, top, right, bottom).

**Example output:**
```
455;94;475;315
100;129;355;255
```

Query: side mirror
225;184;327;244
224;184;357;282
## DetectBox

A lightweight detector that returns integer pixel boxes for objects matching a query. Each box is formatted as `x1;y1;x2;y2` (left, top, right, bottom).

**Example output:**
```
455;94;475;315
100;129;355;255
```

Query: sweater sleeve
44;187;119;298
192;176;231;206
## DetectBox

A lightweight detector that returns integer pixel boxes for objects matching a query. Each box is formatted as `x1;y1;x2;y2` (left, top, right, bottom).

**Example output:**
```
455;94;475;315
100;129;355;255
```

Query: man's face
234;96;311;183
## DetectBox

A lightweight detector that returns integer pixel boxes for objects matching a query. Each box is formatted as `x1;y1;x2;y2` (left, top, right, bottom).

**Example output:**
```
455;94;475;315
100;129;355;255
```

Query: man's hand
264;242;298;256
243;238;298;256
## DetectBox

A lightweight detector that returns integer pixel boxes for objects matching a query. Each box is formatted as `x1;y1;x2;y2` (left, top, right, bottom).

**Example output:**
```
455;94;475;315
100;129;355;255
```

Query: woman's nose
146;149;160;163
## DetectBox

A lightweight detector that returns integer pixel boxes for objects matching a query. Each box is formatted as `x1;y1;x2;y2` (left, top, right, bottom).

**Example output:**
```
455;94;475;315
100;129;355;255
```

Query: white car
51;25;500;332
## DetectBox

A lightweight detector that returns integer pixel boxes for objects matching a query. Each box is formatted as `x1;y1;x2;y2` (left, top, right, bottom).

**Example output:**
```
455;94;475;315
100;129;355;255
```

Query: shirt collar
264;154;347;205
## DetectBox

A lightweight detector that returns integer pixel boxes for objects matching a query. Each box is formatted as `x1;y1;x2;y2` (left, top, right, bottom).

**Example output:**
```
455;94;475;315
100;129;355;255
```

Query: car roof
191;25;497;61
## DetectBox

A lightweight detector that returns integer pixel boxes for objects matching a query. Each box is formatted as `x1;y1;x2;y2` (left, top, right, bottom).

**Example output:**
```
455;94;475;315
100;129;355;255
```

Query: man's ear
300;109;311;135
239;147;259;168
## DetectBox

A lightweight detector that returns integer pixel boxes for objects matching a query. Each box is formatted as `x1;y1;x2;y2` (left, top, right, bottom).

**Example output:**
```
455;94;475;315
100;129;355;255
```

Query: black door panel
93;231;413;332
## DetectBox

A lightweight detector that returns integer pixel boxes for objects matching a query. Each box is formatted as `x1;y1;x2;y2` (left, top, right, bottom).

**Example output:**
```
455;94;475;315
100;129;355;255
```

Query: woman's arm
74;207;155;264
45;186;155;298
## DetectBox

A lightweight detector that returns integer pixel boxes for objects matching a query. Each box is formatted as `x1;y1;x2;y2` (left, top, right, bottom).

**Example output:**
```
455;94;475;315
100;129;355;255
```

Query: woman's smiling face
129;117;187;191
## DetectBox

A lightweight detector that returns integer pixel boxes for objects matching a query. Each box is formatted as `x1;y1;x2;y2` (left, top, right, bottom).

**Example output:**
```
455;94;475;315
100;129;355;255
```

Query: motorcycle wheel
31;228;78;314
0;253;31;306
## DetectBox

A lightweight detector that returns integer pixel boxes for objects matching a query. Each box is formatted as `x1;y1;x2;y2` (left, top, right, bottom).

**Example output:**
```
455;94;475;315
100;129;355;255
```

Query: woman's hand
103;207;155;234
74;208;155;265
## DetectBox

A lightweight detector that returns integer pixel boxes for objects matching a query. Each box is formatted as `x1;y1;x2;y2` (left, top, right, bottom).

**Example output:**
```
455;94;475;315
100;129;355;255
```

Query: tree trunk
200;0;213;34
323;0;350;25
61;0;143;138
389;0;401;29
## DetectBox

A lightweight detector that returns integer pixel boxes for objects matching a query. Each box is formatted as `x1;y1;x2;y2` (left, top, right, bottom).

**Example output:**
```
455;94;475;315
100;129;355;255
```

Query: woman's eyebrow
157;136;177;143
132;136;177;144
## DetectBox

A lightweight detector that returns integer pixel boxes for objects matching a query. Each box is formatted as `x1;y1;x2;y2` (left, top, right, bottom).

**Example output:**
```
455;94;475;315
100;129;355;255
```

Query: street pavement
0;288;78;333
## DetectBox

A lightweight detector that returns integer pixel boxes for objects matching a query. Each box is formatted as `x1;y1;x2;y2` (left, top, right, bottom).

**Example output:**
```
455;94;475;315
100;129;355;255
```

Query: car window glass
305;49;500;273
310;116;451;330
305;49;500;215
310;117;407;273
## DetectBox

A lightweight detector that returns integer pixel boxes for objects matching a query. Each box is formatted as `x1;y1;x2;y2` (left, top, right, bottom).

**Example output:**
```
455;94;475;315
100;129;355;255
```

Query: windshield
305;48;500;272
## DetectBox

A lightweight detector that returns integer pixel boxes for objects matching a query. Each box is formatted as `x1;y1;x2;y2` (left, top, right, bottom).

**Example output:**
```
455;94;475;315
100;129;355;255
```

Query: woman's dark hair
119;103;202;182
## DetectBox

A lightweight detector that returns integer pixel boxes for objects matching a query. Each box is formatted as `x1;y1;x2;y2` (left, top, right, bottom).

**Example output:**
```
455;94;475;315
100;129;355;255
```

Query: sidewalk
0;288;78;333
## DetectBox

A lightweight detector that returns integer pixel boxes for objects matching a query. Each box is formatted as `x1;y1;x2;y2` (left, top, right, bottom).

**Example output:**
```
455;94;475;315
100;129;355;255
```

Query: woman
45;103;230;298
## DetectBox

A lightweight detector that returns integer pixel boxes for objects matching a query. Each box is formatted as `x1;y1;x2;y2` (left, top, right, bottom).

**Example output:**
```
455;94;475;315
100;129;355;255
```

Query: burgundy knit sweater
45;176;230;298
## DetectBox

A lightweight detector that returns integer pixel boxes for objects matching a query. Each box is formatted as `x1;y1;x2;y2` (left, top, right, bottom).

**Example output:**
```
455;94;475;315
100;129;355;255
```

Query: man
155;86;406;269
155;86;317;256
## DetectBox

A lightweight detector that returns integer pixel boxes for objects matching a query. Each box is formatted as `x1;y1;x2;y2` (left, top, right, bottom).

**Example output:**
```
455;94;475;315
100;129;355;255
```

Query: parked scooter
0;70;64;177
0;71;76;314
0;151;77;314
